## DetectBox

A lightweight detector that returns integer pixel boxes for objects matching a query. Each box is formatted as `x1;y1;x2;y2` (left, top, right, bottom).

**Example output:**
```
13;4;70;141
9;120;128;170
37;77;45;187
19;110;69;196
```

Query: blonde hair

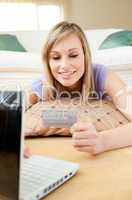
42;21;95;101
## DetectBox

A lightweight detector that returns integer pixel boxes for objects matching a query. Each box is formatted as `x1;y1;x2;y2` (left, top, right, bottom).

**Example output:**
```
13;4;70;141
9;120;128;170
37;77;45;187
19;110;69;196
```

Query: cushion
0;34;26;52
99;31;132;49
24;99;129;137
85;29;123;51
0;51;43;70
92;46;132;66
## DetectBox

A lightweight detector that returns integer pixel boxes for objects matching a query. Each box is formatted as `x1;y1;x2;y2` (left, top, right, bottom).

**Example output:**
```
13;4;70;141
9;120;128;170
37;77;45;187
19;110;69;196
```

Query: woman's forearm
101;122;132;152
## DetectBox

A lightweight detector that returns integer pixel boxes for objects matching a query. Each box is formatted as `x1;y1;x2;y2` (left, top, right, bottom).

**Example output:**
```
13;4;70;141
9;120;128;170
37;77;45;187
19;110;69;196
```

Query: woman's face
49;33;85;89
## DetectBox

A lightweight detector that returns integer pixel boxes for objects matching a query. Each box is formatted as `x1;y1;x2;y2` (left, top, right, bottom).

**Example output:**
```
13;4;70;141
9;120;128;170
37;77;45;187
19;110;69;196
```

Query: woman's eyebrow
68;48;80;52
50;51;59;54
50;48;80;54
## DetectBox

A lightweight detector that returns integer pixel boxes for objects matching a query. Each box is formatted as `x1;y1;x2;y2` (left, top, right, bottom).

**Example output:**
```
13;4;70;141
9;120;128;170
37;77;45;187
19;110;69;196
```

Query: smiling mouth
59;71;76;77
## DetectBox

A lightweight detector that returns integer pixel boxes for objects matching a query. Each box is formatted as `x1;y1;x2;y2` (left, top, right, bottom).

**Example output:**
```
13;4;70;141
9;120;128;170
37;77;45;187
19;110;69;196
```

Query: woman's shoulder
92;63;107;72
92;63;107;79
31;77;43;99
92;63;108;98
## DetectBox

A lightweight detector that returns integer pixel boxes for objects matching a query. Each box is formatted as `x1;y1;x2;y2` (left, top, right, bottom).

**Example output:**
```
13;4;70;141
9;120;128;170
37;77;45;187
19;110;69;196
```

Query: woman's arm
101;70;132;151
25;89;39;109
105;70;132;121
72;120;132;155
100;122;132;152
99;70;132;152
29;92;39;105
72;70;132;155
25;79;43;109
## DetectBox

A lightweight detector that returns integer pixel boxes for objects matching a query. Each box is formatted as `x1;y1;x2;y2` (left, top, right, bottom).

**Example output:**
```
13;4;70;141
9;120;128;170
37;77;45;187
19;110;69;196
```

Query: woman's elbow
29;93;39;105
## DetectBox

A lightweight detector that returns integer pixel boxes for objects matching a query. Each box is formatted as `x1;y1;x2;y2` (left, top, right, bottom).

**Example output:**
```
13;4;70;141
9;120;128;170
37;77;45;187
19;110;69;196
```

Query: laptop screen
0;91;22;200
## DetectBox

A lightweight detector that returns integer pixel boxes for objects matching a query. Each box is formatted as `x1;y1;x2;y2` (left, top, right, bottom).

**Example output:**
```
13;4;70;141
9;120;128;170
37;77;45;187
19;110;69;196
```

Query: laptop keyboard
0;91;17;105
20;155;79;200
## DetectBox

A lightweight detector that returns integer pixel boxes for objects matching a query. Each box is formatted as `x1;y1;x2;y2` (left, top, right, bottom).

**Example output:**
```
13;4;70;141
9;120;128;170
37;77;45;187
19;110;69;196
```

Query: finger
71;122;96;134
71;122;92;132
24;147;31;158
46;127;60;134
75;146;101;155
72;131;98;139
72;139;96;147
75;146;93;153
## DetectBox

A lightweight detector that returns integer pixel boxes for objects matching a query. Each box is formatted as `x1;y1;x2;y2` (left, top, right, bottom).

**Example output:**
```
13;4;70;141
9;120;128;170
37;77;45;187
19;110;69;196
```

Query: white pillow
85;29;123;51
1;31;48;53
0;51;43;72
92;46;132;66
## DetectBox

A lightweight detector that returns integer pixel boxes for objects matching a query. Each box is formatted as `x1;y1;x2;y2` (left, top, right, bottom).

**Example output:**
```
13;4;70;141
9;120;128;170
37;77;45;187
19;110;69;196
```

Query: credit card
42;109;78;128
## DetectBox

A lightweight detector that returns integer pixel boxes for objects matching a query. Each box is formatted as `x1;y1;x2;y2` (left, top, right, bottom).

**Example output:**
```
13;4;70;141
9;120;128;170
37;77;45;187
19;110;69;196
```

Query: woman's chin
60;81;75;88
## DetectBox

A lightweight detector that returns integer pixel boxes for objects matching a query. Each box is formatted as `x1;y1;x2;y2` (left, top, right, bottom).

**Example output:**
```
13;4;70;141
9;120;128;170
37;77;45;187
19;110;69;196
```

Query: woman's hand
71;122;105;155
24;147;30;158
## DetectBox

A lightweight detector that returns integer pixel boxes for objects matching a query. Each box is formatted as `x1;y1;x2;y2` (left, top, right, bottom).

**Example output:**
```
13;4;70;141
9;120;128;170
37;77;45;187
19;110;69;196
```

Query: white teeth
58;71;76;79
59;71;75;75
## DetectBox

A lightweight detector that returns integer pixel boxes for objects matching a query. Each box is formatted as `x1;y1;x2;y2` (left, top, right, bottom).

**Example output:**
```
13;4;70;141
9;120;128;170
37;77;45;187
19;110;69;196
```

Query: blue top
31;64;107;100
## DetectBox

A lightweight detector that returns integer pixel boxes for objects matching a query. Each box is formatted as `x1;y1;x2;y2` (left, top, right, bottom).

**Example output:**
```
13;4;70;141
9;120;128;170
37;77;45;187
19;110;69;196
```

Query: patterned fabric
24;99;129;137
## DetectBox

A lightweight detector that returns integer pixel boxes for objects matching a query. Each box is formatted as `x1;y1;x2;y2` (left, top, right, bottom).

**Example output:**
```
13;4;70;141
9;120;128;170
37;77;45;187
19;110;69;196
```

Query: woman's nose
60;56;69;70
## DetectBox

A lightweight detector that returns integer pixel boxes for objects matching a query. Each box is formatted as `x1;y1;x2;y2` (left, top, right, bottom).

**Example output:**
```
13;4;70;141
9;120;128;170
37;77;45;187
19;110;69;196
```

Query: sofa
0;28;132;91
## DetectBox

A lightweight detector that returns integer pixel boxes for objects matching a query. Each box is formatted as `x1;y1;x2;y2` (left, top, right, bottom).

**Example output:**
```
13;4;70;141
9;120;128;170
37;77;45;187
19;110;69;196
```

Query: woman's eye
52;56;60;60
70;54;78;58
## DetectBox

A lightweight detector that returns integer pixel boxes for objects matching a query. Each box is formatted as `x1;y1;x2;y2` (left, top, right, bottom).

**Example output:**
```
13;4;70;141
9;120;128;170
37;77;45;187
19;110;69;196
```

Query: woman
29;21;132;155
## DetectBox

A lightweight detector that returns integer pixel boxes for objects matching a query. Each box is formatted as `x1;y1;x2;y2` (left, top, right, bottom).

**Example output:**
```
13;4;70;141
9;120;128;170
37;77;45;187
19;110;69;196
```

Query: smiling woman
25;21;132;156
49;34;85;90
41;21;94;101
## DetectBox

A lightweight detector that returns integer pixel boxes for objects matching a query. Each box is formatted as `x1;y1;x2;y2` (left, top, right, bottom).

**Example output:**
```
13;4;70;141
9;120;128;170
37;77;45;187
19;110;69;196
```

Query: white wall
65;0;132;29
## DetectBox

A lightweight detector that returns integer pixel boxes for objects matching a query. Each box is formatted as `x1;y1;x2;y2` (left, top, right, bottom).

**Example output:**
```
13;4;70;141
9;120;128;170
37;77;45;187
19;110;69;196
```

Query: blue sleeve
93;63;108;99
31;79;43;99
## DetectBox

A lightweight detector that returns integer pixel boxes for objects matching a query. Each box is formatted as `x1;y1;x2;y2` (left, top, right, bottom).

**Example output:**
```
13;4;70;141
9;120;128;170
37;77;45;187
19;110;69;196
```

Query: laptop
0;91;79;200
